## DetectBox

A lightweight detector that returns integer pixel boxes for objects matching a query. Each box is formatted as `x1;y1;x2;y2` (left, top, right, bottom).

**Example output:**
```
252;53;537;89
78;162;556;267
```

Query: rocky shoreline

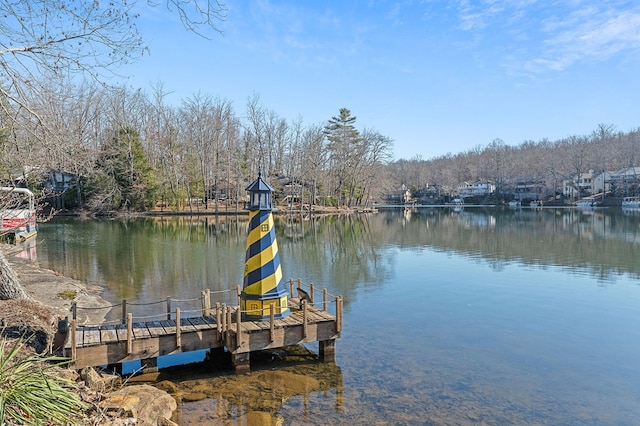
2;243;111;324
1;244;179;425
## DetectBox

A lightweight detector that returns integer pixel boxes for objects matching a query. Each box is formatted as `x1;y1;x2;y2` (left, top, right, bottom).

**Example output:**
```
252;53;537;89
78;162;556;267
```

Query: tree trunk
0;251;29;300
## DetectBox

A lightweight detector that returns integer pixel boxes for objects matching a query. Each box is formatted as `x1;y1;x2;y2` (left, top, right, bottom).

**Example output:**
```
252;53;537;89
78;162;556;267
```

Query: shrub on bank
0;332;88;425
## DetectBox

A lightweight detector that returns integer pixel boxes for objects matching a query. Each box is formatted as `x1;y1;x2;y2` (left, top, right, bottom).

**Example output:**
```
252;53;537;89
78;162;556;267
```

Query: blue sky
123;1;640;160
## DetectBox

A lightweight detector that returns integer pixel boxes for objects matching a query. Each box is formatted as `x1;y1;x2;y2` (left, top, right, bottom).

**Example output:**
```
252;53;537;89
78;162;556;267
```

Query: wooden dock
62;282;342;373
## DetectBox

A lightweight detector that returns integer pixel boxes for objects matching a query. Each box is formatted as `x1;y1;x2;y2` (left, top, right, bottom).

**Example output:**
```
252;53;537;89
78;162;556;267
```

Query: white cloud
456;0;534;31
454;1;640;73
530;7;640;71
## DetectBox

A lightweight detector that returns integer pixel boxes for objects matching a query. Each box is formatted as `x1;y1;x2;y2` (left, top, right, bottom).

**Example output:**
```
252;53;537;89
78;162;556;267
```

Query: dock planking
100;326;119;344
159;319;177;334
132;323;152;340
180;319;199;333
115;324;128;342
146;321;166;338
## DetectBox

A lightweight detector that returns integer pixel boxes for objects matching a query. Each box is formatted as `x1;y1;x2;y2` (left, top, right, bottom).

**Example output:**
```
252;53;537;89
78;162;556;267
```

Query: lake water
36;207;640;425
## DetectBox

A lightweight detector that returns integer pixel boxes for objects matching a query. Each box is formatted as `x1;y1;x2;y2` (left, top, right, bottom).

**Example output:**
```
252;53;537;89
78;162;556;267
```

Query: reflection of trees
106;216;250;303
277;214;393;306
377;208;640;281
40;209;640;316
40;216;250;306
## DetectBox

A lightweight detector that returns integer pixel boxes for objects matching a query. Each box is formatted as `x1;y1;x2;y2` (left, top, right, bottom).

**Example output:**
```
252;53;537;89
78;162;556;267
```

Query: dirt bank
1;244;111;326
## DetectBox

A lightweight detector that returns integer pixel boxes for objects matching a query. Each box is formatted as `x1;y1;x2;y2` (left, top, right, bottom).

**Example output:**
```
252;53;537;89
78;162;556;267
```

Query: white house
457;180;495;198
592;171;611;195
609;167;640;194
563;170;596;198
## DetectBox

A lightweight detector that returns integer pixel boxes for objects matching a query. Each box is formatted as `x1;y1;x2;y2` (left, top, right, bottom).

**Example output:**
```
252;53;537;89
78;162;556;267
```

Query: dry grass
0;298;57;354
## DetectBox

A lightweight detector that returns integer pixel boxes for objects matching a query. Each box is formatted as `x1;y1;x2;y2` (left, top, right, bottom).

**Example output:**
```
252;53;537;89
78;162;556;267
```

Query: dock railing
286;278;343;334
70;287;238;325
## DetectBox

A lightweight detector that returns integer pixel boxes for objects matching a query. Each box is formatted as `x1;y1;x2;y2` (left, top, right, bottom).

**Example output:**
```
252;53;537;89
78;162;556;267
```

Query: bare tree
360;128;393;206
244;94;267;174
1;0;226;300
180;93;234;210
592;123;616;200
1;2;141;118
297;124;328;206
0;0;226;108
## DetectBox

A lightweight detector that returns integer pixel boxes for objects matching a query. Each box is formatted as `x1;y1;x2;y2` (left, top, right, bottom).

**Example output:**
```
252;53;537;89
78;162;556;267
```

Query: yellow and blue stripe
244;210;282;294
242;209;289;319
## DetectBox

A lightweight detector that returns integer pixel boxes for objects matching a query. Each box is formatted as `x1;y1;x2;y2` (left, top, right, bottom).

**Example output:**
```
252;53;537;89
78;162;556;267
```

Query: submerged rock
257;370;321;395
239;410;283;426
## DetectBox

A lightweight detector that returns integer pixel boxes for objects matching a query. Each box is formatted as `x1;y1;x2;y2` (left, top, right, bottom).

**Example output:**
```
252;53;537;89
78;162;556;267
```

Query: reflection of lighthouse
241;172;290;321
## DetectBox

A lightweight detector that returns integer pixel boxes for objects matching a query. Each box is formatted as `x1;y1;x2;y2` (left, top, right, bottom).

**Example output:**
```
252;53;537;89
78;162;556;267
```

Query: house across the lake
456;180;495;198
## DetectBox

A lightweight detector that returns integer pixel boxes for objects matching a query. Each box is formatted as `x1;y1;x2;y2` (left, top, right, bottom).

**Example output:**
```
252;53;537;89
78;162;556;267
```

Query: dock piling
126;313;132;354
70;319;77;360
176;307;182;348
269;304;275;342
319;339;336;362
302;299;308;338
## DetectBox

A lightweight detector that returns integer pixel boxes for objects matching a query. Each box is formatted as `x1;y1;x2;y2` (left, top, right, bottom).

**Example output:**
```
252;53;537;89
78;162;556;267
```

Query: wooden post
205;289;211;316
340;296;344;332
122;299;127;325
221;304;227;335
269;304;275;343
176;307;181;348
323;288;328;312
297;278;302;292
232;352;250;373
236;307;242;350
226;307;232;334
237;285;241;305
201;291;206;316
166;297;172;320
319;339;336;362
289;278;294;297
309;283;315;304
71;302;77;320
302;299;308;339
70;319;77;360
126;313;133;354
216;302;222;338
336;296;343;333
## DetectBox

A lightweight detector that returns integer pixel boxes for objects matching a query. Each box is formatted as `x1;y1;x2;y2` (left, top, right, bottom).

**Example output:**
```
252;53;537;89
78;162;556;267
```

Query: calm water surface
36;207;640;425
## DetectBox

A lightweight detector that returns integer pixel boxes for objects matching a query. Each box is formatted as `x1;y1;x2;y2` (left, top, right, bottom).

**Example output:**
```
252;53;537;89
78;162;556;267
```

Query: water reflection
128;346;343;425
11;238;37;261
35;208;640;424
392;207;640;281
38;208;640;308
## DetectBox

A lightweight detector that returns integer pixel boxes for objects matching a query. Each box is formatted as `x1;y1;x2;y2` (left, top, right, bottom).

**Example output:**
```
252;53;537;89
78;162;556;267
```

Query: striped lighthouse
241;172;290;321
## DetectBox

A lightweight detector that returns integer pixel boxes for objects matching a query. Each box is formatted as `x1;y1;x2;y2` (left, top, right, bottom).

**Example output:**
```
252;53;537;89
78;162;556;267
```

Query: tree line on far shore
387;123;639;203
2;76;638;212
2;81;394;211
